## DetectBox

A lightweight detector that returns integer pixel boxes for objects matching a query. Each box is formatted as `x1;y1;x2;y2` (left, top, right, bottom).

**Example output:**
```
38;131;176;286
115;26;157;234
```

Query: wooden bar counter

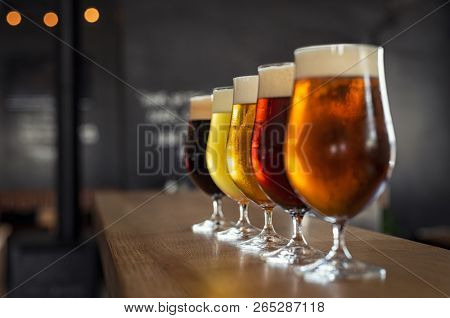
94;190;450;297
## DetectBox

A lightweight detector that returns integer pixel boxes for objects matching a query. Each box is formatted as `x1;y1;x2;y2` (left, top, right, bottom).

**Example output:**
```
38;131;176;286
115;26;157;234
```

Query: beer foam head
258;62;295;98
294;44;381;78
212;87;234;113
233;75;259;104
189;95;212;120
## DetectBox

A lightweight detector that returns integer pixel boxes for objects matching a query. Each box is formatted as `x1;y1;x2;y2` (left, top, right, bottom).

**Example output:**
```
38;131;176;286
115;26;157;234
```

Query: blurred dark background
0;0;448;296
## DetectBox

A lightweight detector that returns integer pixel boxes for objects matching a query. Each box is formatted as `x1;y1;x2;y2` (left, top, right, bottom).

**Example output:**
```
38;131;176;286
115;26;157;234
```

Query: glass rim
294;43;381;55
213;86;233;92
258;62;294;70
233;75;258;81
190;94;211;101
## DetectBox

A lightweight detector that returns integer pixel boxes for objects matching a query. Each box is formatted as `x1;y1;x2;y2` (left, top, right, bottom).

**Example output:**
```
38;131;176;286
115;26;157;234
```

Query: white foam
294;44;381;78
189;95;212;120
212;87;233;113
258;63;295;98
233;75;259;104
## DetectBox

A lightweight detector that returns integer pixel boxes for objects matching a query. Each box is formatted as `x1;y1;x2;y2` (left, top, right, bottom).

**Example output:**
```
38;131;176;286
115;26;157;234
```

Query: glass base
239;230;288;254
297;256;386;284
263;240;324;266
215;224;261;244
192;219;233;234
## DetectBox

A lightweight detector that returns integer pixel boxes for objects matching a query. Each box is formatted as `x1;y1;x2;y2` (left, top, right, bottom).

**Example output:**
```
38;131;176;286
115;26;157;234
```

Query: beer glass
227;75;288;253
185;95;229;234
252;62;324;265
285;44;396;281
206;87;260;243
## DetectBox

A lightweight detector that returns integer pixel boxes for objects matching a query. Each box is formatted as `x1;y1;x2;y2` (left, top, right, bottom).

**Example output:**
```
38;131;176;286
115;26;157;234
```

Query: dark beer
187;94;228;234
185;119;223;196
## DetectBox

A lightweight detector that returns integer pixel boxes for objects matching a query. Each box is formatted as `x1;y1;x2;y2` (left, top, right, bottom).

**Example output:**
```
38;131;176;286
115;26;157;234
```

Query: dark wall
79;0;122;188
381;1;450;236
0;0;122;189
0;1;56;189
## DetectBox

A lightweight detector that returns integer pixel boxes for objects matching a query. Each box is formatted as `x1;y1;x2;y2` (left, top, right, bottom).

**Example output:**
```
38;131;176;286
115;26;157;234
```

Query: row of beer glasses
184;44;396;282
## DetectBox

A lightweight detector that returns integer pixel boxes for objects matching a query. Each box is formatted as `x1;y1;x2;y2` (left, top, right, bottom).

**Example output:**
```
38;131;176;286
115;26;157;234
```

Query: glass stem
262;207;275;232
211;195;224;222
328;221;352;260
235;202;251;226
290;210;308;246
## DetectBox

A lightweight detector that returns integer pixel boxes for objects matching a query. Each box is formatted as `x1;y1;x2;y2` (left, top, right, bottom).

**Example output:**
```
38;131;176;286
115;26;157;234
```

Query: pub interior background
0;0;448;297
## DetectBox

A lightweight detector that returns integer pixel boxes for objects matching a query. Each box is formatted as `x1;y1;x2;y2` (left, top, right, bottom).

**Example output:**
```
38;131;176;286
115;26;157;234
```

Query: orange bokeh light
6;11;21;26
84;8;100;23
43;12;58;27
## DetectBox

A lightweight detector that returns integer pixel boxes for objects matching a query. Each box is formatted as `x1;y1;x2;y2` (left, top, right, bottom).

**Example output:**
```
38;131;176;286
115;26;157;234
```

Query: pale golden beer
208;87;259;243
206;87;248;204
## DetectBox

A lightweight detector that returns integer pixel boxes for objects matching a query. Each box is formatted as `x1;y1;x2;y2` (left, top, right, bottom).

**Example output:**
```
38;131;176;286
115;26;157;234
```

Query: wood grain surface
94;190;450;297
0;225;12;296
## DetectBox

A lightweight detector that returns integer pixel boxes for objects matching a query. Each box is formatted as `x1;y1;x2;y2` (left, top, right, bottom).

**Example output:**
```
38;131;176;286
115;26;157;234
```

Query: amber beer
285;46;394;220
252;63;306;211
228;75;287;253
227;76;273;207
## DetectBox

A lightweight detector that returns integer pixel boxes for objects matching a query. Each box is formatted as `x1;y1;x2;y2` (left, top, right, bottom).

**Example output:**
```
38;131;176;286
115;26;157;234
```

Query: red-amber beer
252;63;306;211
